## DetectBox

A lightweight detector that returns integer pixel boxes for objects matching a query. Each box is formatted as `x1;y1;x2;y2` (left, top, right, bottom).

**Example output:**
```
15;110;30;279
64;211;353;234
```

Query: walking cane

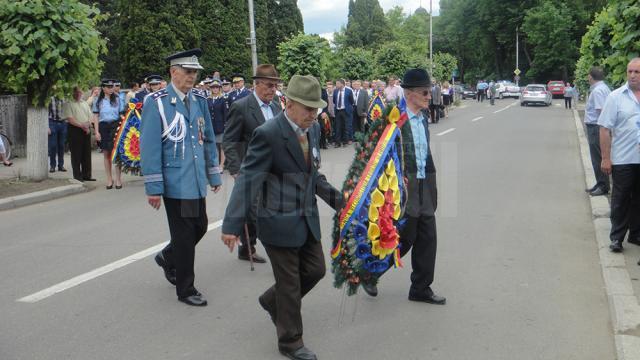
244;223;254;271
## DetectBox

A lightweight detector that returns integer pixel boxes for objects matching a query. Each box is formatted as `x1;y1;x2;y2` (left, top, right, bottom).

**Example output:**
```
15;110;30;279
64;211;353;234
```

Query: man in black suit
352;80;369;135
222;75;343;360
332;78;355;147
361;68;446;306
222;64;283;264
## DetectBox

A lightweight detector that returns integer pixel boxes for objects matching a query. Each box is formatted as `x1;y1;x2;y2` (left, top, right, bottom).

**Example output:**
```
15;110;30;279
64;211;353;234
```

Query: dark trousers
238;200;258;256
398;178;438;293
261;238;325;352
429;104;441;124
352;113;362;136
162;197;208;298
68;125;92;180
318;116;328;148
564;97;572;109
48;120;67;169
610;164;640;243
586;124;610;191
334;110;349;145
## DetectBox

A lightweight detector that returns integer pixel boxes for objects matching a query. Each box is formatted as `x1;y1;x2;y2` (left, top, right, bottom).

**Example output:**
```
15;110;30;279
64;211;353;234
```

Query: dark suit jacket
354;88;369;117
222;93;282;175
399;109;437;217
222;113;343;247
333;87;355;117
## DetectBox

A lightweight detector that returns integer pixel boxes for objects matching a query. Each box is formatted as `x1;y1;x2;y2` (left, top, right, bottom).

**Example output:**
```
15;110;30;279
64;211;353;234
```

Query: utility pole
515;28;519;86
429;0;433;76
247;0;258;76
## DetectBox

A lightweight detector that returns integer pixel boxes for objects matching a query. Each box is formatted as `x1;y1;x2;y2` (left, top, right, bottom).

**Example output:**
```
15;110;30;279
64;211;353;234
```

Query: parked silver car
520;84;552;106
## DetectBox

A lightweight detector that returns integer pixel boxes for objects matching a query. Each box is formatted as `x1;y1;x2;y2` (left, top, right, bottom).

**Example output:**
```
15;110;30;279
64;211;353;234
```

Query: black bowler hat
401;68;431;88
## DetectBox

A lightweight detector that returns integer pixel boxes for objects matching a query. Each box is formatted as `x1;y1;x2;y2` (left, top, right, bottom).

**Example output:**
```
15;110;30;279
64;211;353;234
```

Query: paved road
1;99;615;360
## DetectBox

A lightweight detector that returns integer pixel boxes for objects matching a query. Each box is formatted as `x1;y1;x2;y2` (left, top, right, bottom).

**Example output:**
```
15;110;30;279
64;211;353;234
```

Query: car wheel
520;102;524;106
499;93;504;99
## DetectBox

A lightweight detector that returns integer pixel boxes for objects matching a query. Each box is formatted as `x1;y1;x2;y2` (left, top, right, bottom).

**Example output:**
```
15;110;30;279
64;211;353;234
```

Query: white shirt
598;82;640;164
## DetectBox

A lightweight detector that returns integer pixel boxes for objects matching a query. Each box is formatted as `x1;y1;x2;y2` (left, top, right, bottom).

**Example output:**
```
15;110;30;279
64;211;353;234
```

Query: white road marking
436;128;456;136
493;101;519;114
471;116;483;122
18;220;224;303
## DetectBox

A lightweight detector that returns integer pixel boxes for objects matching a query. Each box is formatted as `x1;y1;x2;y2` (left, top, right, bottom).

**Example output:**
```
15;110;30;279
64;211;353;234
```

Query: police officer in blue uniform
228;74;250;105
221;76;233;109
135;75;163;104
140;48;222;307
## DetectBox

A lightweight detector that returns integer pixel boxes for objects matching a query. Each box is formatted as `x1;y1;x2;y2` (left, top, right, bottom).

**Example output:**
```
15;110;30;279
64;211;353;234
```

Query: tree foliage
343;0;390;48
0;0;106;106
339;47;374;80
374;42;410;79
522;1;577;81
277;33;330;82
436;0;607;84
80;0;303;84
575;0;640;91
426;53;458;83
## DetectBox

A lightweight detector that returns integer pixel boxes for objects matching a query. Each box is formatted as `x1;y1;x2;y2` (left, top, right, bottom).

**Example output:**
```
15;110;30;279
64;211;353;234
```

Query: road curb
0;178;88;211
572;108;640;358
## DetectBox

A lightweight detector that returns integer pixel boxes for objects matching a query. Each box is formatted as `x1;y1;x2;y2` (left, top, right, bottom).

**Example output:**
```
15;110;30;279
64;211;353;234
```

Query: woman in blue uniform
91;79;123;189
207;78;227;170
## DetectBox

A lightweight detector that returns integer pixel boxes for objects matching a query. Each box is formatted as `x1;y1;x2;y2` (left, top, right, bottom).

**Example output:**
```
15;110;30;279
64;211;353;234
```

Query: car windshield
527;86;545;92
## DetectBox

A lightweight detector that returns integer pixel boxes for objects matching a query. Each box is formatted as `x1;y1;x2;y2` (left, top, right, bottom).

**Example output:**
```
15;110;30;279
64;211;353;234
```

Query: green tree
277;33;330;82
264;0;304;66
374;43;410;79
426;52;458;83
522;0;577;81
575;0;640;91
344;0;390;48
339;47;374;80
0;0;106;180
115;0;200;84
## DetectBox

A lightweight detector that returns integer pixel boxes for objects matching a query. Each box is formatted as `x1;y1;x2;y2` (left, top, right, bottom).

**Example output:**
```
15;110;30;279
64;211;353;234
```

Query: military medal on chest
197;116;205;145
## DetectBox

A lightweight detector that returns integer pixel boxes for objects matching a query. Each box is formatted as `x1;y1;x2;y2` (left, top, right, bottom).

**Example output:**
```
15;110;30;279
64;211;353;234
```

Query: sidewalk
0;150;142;210
572;102;640;359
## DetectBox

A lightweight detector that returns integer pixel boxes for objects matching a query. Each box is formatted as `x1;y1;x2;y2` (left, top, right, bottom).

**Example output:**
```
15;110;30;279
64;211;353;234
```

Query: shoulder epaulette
150;89;168;100
191;88;207;99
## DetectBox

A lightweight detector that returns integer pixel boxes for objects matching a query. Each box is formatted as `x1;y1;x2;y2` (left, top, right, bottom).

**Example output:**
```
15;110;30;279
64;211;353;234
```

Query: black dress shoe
628;238;640;246
178;294;207;306
585;184;599;193
82;178;97;181
58;167;67;172
238;252;267;263
610;239;623;253
362;282;378;297
590;188;609;196
279;346;317;360
258;295;276;325
154;252;177;285
49;168;55;173
408;288;446;305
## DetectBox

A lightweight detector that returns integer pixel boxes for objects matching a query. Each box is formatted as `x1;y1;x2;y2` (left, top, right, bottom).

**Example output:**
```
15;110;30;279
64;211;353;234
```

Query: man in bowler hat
361;68;446;306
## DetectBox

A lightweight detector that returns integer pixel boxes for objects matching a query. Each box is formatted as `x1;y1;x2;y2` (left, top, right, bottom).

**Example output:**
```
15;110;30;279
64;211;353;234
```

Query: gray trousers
585;123;610;191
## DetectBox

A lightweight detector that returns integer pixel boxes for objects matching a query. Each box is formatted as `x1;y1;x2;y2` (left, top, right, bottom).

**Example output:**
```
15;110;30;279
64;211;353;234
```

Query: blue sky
298;0;441;41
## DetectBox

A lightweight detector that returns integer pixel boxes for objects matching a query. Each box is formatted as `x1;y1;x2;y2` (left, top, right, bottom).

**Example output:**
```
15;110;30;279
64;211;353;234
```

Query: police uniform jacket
140;85;222;199
222;113;343;247
134;89;149;103
228;87;250;105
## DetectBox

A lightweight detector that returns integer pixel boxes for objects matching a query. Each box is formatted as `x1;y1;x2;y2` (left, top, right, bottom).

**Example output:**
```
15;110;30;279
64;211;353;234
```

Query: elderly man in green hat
221;75;344;360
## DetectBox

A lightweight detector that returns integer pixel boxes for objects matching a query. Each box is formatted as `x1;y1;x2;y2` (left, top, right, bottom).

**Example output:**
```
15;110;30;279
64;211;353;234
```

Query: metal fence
0;95;28;158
